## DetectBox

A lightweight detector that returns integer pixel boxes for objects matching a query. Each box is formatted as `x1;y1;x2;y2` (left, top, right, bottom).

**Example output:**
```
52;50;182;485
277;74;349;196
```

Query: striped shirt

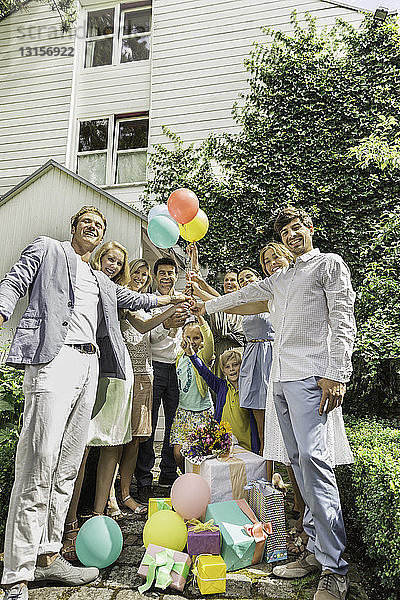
205;249;356;383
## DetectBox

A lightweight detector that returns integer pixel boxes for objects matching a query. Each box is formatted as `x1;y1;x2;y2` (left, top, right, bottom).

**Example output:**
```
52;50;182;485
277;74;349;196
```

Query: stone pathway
1;444;369;600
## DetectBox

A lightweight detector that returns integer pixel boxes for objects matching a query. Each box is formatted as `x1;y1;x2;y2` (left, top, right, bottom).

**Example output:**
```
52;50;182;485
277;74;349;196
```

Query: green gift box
205;499;271;572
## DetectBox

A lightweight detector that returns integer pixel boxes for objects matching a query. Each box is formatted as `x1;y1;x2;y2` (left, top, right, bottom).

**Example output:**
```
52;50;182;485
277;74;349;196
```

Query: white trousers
2;345;99;585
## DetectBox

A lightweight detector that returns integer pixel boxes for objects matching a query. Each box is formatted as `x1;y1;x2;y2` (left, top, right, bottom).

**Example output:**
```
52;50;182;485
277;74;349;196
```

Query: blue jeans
273;377;348;575
135;361;179;488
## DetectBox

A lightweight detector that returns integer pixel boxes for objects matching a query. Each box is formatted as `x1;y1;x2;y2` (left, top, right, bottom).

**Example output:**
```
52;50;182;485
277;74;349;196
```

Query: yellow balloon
142;510;188;551
179;209;209;242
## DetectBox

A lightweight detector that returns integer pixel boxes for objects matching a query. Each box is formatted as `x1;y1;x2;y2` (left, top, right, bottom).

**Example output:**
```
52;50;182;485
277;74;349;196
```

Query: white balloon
148;204;170;221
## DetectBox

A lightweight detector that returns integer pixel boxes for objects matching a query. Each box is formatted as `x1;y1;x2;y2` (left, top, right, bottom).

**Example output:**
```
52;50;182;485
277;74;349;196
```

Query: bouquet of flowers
181;418;233;464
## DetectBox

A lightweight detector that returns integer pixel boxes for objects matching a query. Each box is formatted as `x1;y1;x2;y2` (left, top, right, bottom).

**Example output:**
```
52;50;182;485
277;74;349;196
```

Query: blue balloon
147;215;180;248
75;515;123;569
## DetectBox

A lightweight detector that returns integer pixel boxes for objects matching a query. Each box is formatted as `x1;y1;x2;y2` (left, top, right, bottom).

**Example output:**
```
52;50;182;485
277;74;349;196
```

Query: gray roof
0;159;148;222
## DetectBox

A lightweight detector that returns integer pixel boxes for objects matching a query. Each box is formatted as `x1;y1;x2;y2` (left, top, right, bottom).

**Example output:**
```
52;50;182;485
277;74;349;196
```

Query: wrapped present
148;497;172;517
193;554;226;594
245;479;287;563
186;518;221;556
205;499;272;571
137;543;191;593
185;445;266;502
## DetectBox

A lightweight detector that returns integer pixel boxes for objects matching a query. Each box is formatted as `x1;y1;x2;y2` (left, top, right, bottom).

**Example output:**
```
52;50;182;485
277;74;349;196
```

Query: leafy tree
142;12;400;415
345;117;400;416
143;13;400;289
0;0;76;31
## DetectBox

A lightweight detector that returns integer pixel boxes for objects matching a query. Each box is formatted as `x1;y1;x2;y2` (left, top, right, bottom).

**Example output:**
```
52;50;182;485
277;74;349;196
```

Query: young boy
170;315;214;470
187;348;260;452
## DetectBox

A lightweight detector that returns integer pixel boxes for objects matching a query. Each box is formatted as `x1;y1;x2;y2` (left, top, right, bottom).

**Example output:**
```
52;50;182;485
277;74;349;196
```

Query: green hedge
0;358;24;549
338;417;400;600
0;431;18;548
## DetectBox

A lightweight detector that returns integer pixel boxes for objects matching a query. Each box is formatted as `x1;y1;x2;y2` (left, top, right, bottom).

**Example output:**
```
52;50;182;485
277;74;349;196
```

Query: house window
77;115;149;185
115;118;148;183
77;119;109;185
85;9;115;68
120;7;151;63
84;2;151;68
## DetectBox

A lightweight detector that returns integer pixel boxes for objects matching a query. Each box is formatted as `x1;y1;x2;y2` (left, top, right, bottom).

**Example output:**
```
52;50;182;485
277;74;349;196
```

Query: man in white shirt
135;258;189;502
0;208;187;600
195;207;356;600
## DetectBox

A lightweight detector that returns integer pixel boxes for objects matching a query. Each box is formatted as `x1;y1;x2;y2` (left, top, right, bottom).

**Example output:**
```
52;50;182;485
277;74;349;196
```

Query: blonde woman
108;258;179;514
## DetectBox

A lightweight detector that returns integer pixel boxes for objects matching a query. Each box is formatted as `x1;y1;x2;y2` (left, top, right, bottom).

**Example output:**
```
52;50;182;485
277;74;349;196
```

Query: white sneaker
34;554;99;585
4;583;28;600
273;549;321;579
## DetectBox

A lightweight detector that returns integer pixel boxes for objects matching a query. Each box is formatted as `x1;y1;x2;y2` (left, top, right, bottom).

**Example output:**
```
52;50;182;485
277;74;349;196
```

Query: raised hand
190;299;206;316
157;293;192;307
181;336;195;356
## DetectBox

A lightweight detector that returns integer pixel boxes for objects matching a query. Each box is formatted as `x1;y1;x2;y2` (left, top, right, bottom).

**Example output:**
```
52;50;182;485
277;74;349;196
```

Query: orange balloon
168;188;199;224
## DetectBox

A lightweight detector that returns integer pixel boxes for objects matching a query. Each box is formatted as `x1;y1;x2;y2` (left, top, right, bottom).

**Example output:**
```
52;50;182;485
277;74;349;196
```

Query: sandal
122;495;148;515
61;519;79;561
106;496;126;522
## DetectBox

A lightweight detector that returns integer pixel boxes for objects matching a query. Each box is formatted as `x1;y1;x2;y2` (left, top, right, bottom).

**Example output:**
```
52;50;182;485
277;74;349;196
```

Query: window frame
118;4;152;64
76;113;149;187
83;1;152;69
113;115;149;185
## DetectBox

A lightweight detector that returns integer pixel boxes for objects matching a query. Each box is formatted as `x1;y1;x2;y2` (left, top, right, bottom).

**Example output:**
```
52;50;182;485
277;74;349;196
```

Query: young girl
188;349;259;452
170;316;214;471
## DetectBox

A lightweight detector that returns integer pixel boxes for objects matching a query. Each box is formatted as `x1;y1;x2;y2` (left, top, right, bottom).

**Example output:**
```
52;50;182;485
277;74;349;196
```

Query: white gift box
185;445;267;503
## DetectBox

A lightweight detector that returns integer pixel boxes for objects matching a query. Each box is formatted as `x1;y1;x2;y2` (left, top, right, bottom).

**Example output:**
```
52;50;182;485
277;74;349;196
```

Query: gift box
185;445;267;502
205;499;272;571
186;519;221;556
137;543;191;593
148;497;172;517
245;479;287;563
193;554;226;594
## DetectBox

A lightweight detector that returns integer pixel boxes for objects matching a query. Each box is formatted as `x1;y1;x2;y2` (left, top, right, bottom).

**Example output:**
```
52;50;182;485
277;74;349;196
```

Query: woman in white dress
107;259;179;515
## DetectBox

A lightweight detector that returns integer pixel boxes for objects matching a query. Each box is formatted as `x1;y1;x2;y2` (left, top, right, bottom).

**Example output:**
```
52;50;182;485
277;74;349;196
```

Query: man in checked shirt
193;206;356;600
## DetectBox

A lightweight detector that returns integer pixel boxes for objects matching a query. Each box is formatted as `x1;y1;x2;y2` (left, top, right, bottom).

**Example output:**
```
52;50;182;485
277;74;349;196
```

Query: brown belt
67;343;97;354
249;338;274;343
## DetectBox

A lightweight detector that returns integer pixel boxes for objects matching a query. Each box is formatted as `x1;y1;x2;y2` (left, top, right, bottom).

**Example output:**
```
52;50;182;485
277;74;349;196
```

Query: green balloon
76;515;123;568
147;215;180;249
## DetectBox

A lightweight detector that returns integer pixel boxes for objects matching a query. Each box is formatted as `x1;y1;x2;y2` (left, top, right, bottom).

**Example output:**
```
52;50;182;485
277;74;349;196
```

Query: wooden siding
0;2;75;196
149;0;364;147
0;165;143;344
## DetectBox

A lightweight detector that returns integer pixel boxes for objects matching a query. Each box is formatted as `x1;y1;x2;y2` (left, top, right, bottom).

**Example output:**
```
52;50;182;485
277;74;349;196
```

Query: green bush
0;430;18;549
337;417;400;600
0;357;24;549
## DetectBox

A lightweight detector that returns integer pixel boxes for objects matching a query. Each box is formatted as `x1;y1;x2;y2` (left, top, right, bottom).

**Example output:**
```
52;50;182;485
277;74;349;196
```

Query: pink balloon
171;473;211;520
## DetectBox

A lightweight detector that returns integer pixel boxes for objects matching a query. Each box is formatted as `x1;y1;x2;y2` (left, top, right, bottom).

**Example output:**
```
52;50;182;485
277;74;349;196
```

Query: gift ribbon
187;518;219;532
155;498;172;511
236;499;273;564
138;548;189;593
192;555;226;586
244;520;273;541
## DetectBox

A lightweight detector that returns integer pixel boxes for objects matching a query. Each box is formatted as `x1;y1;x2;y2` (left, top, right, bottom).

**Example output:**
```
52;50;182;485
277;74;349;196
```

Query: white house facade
0;0;388;211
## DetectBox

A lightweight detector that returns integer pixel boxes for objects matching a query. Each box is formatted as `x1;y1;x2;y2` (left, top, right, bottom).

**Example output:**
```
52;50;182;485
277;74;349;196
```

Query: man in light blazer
0;206;188;600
